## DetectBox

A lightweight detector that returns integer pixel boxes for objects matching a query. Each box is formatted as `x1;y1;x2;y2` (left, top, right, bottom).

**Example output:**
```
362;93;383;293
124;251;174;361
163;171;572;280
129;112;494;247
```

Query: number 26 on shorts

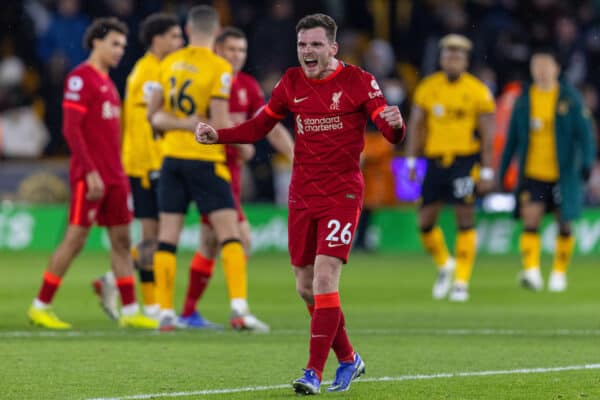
326;219;353;247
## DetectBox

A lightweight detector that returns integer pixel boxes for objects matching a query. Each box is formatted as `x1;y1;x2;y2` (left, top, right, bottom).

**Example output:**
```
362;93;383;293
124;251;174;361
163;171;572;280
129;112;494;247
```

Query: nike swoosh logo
294;96;309;103
328;242;345;248
311;334;328;338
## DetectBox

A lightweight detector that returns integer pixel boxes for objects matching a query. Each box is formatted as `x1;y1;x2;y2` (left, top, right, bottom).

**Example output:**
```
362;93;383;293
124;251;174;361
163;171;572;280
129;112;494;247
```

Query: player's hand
476;167;495;195
85;171;104;201
380;105;404;129
238;144;255;162
195;122;219;144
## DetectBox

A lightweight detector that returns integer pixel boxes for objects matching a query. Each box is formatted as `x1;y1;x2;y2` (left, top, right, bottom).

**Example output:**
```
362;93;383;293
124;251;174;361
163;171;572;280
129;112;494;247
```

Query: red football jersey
266;63;391;209
62;63;126;185
226;72;265;199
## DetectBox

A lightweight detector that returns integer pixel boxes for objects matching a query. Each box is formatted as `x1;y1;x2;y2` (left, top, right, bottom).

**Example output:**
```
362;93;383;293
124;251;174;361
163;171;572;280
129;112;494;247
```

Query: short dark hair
139;13;179;48
83;17;128;50
295;13;337;43
216;26;246;45
187;5;219;35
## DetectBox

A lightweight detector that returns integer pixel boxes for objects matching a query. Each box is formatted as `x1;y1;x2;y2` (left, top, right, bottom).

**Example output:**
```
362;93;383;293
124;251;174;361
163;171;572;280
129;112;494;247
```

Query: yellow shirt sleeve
413;80;429;109
477;84;496;114
211;62;232;100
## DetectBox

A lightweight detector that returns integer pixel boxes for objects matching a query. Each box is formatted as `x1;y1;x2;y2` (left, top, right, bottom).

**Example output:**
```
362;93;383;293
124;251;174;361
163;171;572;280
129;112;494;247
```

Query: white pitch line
3;328;600;338
84;363;600;400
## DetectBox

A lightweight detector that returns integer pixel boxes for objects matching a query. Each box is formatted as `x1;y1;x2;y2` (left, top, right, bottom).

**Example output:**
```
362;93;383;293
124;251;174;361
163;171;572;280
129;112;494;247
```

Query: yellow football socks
153;249;176;310
553;235;575;273
221;240;247;301
454;229;477;284
420;226;450;268
520;232;541;270
140;281;156;306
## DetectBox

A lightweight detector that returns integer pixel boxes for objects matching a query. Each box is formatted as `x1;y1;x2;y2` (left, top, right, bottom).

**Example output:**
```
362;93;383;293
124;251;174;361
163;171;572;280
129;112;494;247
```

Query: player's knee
296;281;313;303
111;232;131;253
559;225;572;237
138;239;157;266
67;234;87;255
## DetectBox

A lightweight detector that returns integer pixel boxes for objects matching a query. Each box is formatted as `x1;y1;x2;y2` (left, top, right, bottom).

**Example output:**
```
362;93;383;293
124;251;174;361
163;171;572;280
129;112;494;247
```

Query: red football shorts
288;206;361;267
69;180;133;227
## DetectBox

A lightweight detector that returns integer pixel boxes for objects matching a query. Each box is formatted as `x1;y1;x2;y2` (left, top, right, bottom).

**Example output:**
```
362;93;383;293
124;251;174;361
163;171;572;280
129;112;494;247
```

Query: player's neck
534;81;558;92
148;47;165;61
444;71;462;82
315;58;339;80
87;55;110;76
188;34;214;50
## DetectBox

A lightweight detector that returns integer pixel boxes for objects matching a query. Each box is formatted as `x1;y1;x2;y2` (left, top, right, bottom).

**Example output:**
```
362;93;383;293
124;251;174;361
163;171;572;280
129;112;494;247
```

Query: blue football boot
327;352;365;392
292;369;321;395
177;311;222;330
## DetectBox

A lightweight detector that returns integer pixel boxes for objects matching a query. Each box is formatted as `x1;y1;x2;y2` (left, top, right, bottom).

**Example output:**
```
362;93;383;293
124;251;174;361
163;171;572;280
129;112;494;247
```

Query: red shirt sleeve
358;71;405;144
62;73;96;173
218;73;289;143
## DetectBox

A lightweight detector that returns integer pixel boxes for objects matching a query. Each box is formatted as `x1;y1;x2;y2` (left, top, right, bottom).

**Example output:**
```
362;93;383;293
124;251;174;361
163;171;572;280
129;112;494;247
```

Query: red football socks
116;275;136;306
306;301;354;364
332;311;355;363
306;292;342;379
37;271;62;304
181;252;215;317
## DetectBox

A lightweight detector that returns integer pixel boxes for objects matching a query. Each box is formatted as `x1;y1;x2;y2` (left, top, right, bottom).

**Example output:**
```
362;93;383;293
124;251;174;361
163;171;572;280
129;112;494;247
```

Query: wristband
480;167;494;180
406;157;416;169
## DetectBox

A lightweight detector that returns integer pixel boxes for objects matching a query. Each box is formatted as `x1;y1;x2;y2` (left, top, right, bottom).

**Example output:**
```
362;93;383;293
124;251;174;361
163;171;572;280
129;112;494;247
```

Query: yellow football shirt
413;72;496;158
525;85;559;182
159;46;232;161
122;52;163;182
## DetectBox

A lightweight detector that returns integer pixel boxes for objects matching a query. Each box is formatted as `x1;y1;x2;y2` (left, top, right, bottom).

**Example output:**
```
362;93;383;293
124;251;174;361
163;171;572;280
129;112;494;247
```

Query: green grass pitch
1;251;600;399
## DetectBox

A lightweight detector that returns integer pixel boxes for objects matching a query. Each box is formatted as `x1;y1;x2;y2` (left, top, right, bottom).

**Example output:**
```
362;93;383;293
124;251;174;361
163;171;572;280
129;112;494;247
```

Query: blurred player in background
92;13;183;321
178;26;294;332
147;5;245;331
27;18;157;330
195;13;404;395
405;34;496;302
499;49;595;292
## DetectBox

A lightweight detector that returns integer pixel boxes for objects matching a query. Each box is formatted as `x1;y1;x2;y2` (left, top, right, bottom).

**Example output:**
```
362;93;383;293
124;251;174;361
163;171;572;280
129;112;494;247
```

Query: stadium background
1;0;600;254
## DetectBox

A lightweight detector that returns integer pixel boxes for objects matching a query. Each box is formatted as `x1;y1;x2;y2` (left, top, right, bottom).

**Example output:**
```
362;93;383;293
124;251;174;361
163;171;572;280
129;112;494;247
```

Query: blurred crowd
1;0;600;202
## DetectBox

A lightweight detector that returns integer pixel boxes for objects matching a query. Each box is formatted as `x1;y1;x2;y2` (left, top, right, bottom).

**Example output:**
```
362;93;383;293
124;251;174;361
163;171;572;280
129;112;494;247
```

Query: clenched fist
194;122;219;144
380;105;404;129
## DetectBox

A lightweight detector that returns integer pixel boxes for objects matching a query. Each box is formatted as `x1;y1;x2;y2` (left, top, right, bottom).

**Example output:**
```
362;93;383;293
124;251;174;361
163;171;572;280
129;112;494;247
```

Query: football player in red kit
195;13;404;394
27;18;157;330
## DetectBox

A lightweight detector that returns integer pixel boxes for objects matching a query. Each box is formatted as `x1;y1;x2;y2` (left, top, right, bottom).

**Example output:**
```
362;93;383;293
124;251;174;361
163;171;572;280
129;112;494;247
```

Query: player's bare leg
94;218;159;320
449;204;477;301
519;202;545;291
154;212;184;330
137;220;159;316
293;255;364;394
107;224;157;329
549;213;574;293
28;225;90;329
178;222;221;329
210;209;269;332
419;202;455;299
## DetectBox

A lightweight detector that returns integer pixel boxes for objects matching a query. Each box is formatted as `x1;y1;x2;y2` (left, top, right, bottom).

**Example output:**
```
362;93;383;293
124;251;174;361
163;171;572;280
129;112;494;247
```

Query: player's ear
330;41;339;57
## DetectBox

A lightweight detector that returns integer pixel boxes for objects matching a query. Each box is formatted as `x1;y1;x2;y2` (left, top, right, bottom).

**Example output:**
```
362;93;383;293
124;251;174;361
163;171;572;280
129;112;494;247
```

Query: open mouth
304;58;318;68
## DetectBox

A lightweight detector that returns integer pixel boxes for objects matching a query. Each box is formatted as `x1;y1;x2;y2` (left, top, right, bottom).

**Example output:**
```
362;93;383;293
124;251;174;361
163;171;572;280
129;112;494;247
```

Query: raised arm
195;107;282;144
